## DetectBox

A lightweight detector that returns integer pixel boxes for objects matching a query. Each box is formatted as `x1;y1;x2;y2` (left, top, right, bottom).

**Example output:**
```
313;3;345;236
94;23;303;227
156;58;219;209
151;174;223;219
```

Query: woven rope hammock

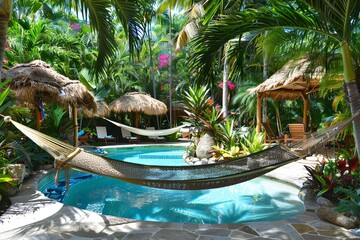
103;118;189;137
2;112;359;190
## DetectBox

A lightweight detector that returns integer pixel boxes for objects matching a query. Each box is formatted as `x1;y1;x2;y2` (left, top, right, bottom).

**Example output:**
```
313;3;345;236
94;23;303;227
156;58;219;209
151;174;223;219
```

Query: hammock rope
103;117;189;137
1;111;359;190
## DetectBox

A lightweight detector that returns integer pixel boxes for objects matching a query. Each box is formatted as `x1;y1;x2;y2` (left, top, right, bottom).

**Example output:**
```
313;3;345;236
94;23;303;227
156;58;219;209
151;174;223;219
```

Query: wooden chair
95;126;116;145
284;123;306;143
261;122;284;144
78;132;90;146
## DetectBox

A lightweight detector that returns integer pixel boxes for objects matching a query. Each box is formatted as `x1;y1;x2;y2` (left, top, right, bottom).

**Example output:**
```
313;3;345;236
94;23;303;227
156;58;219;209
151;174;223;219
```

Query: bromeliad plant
304;149;360;201
211;118;245;160
240;131;266;155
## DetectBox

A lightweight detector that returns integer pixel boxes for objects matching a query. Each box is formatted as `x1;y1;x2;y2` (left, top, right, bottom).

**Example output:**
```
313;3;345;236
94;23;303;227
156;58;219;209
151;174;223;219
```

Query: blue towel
78;130;85;137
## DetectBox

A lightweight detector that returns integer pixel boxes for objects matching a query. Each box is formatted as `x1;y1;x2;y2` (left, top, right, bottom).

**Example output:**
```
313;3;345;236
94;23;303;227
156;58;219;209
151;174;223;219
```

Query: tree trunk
148;23;160;129
341;41;360;155
0;0;12;75
222;42;229;117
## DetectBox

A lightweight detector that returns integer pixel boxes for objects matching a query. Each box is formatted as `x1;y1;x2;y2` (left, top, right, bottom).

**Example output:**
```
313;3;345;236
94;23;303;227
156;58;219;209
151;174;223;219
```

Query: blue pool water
38;145;305;224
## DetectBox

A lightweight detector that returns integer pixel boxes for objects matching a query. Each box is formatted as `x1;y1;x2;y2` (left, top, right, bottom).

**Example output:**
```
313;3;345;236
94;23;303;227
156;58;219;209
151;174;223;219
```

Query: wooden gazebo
248;55;324;133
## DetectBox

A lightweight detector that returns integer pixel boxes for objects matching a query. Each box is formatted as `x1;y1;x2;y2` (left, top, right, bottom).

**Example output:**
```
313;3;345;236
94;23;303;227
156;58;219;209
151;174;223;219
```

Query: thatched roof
109;92;167;115
3;60;97;112
81;101;110;118
248;55;324;100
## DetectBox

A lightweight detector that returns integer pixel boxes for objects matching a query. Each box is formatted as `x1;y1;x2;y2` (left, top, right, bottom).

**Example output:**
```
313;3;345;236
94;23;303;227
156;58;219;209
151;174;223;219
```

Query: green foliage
42;102;68;138
216;118;241;150
211;145;243;160
82;127;96;138
240;131;266;155
182;85;212;139
304;150;360;201
333;188;360;217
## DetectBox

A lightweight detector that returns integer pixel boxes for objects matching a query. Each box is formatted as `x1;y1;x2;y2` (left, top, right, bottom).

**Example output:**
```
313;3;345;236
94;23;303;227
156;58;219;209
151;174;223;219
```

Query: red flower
348;157;359;171
341;174;353;185
337;159;347;173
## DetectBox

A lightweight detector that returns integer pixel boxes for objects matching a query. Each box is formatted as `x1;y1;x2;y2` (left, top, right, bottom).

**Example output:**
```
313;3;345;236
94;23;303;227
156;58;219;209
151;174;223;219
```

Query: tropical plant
211;145;243;160
216;118;241;151
188;0;360;155
182;85;212;139
240;131;266;155
304;151;360;201
333;187;360;217
0;0;150;74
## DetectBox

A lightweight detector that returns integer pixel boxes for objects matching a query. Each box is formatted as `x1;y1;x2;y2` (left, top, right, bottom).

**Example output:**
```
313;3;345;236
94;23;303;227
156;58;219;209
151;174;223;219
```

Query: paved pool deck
0;144;359;240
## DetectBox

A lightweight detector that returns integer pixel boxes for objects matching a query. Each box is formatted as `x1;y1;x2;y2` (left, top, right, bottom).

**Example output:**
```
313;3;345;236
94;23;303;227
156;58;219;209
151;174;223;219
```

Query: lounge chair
121;128;139;143
261;122;284;144
284;123;306;144
146;127;165;143
95;126;116;145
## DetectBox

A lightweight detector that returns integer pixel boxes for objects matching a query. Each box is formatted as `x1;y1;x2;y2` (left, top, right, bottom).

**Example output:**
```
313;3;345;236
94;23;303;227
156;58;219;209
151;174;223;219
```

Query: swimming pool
38;145;305;224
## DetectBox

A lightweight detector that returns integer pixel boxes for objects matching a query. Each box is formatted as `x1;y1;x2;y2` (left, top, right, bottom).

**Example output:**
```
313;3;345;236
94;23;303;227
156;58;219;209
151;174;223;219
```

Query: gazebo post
256;95;262;133
135;112;139;128
72;105;78;147
35;108;41;131
301;92;309;131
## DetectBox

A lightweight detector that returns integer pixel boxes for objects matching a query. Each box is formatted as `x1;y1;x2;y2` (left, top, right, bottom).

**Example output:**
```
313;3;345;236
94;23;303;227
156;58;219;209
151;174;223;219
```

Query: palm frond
188;1;340;83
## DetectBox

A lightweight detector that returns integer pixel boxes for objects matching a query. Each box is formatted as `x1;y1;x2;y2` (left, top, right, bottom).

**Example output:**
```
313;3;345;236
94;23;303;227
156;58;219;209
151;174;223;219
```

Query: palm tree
0;0;147;75
189;1;360;154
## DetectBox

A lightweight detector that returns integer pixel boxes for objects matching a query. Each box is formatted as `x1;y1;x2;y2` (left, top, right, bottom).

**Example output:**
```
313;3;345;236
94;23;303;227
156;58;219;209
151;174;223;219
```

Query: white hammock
103;118;190;137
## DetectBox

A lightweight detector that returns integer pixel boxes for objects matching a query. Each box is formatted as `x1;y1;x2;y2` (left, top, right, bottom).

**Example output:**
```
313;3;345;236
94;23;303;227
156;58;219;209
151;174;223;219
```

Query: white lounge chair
146;127;165;143
95;126;116;145
121;128;139;143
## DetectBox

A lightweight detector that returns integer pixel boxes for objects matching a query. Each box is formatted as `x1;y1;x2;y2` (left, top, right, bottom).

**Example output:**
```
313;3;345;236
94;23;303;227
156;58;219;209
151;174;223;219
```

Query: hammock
104;118;189;137
1;112;359;190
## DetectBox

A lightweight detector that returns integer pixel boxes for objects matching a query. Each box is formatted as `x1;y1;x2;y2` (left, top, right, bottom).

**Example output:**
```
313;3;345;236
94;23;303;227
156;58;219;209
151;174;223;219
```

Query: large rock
196;132;215;159
316;206;358;229
317;197;334;208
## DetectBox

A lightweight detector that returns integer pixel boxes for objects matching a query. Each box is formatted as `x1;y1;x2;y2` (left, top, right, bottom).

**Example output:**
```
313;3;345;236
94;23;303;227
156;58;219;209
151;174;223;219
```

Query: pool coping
0;145;359;239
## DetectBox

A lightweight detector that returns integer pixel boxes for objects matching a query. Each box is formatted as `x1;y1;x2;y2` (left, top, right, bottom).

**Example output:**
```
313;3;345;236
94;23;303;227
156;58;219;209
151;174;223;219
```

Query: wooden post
256;95;262;133
135;112;139;128
301;93;309;132
34;107;41;131
72;105;78;147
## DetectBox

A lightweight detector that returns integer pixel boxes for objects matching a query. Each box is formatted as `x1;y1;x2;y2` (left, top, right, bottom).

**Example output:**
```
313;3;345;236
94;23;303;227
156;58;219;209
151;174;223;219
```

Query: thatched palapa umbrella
3;60;97;146
248;54;324;132
109;92;167;128
81;101;110;118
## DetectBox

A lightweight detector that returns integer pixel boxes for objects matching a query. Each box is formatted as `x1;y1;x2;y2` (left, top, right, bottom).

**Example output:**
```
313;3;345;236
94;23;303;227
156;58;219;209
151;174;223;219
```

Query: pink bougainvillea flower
219;81;236;91
70;22;81;32
337;159;347;173
3;57;8;63
228;81;236;91
348;156;359;171
157;53;169;68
